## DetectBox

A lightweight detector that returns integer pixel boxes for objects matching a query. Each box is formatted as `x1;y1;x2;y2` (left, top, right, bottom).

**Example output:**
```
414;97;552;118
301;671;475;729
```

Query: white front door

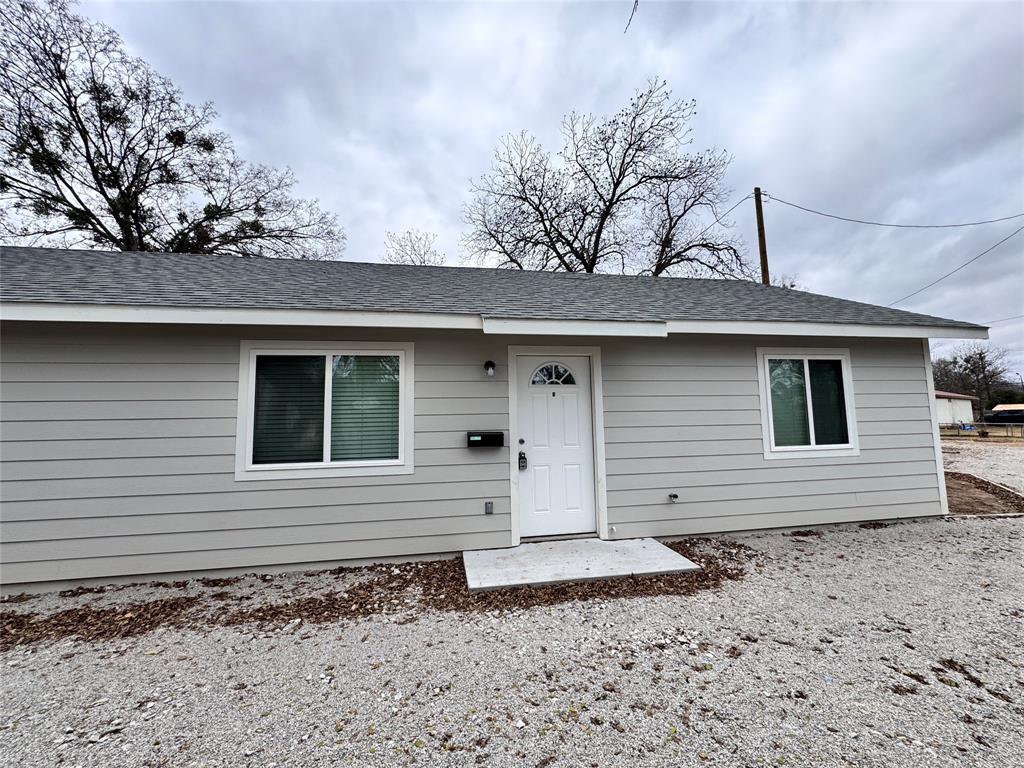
516;355;596;537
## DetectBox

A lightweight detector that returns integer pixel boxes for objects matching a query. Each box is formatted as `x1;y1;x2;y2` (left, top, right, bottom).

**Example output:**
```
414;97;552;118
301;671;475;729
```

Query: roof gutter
0;302;988;340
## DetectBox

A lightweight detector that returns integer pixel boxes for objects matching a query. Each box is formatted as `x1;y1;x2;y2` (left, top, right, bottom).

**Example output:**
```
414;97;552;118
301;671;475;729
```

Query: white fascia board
482;317;668;337
0;302;483;330
665;319;988;340
0;302;987;340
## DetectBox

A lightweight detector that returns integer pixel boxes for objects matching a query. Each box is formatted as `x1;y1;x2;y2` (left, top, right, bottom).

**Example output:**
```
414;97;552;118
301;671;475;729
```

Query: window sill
762;445;860;461
234;462;415;481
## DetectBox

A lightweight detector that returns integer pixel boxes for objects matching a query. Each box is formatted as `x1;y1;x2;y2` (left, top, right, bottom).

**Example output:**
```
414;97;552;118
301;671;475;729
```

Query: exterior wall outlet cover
484;501;494;515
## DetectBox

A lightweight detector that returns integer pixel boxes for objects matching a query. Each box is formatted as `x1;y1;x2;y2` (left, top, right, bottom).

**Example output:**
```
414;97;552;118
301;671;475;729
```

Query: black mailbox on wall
466;431;505;448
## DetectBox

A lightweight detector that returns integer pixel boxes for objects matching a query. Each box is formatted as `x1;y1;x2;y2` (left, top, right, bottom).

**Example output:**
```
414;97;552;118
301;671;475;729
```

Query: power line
692;194;751;243
981;314;1024;325
889;224;1024;306
623;0;639;32
763;194;1024;229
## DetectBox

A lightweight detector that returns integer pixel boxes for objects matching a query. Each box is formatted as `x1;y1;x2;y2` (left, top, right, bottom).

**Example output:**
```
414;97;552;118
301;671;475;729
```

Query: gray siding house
0;247;986;587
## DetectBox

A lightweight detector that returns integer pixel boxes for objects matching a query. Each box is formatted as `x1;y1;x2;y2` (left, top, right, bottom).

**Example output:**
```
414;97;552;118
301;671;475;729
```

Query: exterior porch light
484;360;496;377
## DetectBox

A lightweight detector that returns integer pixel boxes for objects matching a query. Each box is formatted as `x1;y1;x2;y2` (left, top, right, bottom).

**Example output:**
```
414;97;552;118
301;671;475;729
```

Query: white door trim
507;345;609;545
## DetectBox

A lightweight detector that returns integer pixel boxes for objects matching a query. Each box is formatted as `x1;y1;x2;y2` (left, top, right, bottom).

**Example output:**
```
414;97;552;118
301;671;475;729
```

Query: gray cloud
83;1;1023;370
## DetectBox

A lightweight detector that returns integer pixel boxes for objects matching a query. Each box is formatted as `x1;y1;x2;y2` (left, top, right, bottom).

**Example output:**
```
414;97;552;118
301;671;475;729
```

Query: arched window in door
530;363;577;386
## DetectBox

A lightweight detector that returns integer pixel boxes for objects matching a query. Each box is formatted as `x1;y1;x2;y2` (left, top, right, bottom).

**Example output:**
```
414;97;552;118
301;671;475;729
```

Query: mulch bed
225;539;758;625
5;477;1021;652
945;472;1024;516
0;539;758;651
1;596;200;651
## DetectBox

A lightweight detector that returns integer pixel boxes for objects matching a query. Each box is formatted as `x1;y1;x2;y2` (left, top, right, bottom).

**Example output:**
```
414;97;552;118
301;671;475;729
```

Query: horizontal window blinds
252;355;325;464
330;355;400;461
768;358;811;446
250;352;403;467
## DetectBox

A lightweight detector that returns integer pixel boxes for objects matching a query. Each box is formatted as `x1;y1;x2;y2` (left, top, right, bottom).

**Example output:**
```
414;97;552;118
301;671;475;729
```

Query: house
933;390;978;424
0;247;988;588
992;403;1024;412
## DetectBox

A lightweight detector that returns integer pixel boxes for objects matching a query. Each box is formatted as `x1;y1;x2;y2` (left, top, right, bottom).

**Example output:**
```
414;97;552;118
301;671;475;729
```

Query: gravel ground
942;440;1024;493
2;518;1022;768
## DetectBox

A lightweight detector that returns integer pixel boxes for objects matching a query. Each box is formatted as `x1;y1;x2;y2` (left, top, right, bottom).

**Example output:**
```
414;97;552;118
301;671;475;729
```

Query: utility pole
754;187;770;285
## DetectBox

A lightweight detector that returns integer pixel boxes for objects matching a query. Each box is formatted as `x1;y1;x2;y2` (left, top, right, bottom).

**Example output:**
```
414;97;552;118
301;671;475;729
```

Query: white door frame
507;345;609;545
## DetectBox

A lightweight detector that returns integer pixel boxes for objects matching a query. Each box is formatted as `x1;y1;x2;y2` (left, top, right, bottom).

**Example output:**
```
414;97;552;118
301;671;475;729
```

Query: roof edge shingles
0;246;986;332
934;391;980;400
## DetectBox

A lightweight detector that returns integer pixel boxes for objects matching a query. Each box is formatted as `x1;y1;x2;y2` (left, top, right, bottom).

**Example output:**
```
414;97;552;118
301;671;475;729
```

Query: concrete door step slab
463;537;700;591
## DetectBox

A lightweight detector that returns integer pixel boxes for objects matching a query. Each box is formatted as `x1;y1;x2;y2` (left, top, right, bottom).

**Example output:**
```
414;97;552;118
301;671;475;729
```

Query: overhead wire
762;194;1024;229
980;314;1024;325
757;190;1024;308
888;225;1024;306
690;193;751;244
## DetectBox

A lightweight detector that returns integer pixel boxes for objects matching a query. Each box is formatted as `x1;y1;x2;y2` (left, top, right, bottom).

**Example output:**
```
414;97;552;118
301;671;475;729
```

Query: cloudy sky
83;1;1024;371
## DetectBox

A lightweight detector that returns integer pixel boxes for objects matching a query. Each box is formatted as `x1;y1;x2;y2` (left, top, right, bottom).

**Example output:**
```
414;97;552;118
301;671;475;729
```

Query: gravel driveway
942;439;1024;492
2;518;1022;768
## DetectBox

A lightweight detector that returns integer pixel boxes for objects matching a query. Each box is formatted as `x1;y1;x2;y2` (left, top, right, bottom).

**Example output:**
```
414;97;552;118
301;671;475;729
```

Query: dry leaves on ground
1;539;757;651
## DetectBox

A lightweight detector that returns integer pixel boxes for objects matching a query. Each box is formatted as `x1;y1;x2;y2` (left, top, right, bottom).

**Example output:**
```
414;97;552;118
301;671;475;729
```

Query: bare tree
771;273;804;290
932;342;1010;410
0;0;344;258
931;357;959;394
383;229;445;266
463;79;751;278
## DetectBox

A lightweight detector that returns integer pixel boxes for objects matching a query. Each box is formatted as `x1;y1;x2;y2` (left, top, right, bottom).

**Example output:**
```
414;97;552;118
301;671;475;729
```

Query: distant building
992;403;1024;412
934;390;978;424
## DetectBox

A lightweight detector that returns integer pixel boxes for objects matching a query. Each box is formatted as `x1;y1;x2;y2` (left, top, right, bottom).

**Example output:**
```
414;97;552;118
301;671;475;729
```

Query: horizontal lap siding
1;325;946;583
7;531;512;585
0;324;513;584
0;450;507;480
600;336;942;537
610;503;941;539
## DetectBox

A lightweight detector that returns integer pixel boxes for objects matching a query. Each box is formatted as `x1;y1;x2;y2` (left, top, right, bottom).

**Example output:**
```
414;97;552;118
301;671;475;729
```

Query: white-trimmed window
756;348;859;459
235;341;414;480
530;362;577;386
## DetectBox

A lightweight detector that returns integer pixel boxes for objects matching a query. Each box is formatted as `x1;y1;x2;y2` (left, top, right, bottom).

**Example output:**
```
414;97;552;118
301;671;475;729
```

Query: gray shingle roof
0;246;984;331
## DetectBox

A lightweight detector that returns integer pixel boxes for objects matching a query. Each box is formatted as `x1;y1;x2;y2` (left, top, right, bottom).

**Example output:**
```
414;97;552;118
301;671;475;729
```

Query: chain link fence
939;422;1024;439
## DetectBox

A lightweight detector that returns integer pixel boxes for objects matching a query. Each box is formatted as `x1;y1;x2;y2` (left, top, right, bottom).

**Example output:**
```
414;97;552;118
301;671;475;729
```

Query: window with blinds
767;358;811;447
250;351;402;466
253;355;326;464
330;355;400;461
761;351;855;455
